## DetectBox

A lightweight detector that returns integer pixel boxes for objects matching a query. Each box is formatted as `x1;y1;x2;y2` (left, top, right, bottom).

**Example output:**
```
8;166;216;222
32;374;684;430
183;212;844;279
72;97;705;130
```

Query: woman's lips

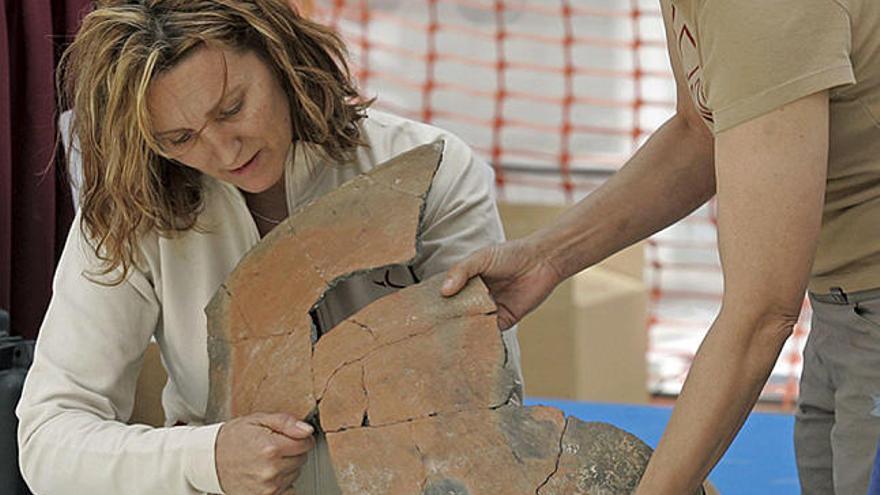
230;151;260;175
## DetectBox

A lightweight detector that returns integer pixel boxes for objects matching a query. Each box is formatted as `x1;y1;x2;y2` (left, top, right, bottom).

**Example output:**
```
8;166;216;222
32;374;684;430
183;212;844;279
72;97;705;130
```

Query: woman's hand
441;236;563;330
215;413;316;495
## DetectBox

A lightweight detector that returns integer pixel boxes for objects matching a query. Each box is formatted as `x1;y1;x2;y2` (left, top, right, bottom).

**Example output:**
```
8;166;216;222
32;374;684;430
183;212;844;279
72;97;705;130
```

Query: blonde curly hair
59;0;369;283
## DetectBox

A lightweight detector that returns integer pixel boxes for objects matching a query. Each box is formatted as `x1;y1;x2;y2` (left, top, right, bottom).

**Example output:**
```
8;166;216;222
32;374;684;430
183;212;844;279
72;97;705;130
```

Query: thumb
253;413;314;439
441;249;491;297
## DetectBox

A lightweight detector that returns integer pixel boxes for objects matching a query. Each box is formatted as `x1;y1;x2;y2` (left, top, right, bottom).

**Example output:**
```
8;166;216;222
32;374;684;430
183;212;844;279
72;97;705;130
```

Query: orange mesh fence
311;0;807;407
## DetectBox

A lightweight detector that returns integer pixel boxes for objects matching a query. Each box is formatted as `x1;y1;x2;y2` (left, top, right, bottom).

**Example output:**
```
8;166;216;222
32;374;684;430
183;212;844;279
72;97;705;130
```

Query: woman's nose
201;124;243;169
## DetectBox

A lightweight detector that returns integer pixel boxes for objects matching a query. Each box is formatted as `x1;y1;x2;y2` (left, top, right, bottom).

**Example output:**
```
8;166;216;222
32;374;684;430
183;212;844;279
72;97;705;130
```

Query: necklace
246;145;293;226
248;207;285;225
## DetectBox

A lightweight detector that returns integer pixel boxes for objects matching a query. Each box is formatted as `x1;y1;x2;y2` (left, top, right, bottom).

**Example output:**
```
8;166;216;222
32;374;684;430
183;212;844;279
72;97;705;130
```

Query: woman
17;1;523;494
443;0;880;493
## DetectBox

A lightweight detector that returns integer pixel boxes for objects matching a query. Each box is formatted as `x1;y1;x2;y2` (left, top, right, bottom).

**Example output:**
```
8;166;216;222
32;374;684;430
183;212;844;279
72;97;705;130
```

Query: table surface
524;397;799;495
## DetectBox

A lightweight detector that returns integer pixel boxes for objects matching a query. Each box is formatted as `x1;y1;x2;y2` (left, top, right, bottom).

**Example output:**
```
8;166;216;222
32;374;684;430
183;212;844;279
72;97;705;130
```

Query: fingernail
441;278;453;292
296;421;313;434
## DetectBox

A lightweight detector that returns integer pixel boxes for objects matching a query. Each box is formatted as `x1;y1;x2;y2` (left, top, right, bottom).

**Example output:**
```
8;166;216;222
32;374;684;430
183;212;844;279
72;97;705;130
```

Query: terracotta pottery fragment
206;142;704;495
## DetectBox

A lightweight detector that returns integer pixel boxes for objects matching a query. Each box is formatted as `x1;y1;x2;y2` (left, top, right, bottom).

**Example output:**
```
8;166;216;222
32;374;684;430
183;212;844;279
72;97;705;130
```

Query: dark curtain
1;1;92;339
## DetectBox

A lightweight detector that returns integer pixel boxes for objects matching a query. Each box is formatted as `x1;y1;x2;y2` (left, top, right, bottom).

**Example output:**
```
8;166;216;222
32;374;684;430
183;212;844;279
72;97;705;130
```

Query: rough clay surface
206;142;701;494
205;142;443;422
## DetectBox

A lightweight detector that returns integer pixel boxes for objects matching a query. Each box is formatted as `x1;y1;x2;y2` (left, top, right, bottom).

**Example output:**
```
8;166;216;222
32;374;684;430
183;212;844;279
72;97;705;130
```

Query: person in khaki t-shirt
442;0;880;493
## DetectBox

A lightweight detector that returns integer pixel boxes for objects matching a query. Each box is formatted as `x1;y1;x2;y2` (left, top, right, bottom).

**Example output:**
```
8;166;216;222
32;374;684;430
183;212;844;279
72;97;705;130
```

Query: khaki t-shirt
663;0;880;293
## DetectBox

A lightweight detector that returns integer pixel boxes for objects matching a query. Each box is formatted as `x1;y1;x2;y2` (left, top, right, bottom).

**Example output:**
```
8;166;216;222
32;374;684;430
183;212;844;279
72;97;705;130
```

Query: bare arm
540;109;714;279
442;8;716;327
537;2;714;278
636;91;828;494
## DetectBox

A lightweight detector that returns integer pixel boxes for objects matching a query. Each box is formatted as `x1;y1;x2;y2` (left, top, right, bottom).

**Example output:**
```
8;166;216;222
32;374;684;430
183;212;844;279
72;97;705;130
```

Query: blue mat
870;439;880;495
524;398;799;495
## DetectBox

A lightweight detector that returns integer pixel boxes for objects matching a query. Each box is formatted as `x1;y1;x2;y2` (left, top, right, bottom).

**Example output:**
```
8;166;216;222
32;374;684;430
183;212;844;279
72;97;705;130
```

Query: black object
0;310;34;495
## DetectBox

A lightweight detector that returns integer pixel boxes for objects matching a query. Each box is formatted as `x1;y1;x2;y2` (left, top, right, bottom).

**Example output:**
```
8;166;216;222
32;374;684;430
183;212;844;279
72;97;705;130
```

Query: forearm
19;409;222;494
636;309;793;494
637;92;829;494
17;223;224;494
536;113;714;279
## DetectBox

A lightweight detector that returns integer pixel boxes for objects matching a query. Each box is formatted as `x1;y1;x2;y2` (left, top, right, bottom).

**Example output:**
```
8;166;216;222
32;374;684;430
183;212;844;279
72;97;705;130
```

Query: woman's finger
270;434;315;458
272;463;304;495
253;413;314;440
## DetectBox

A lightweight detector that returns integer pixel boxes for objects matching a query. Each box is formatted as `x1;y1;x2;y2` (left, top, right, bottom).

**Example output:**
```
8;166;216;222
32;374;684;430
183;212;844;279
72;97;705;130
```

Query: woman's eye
170;132;193;146
220;100;243;119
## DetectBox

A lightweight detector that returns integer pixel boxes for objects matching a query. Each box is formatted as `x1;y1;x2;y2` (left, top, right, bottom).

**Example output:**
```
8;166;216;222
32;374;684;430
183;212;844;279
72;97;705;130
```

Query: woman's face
147;45;292;193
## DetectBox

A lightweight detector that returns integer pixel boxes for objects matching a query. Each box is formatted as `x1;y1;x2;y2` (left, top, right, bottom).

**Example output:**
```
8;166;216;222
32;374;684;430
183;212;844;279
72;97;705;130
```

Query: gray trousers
796;287;880;495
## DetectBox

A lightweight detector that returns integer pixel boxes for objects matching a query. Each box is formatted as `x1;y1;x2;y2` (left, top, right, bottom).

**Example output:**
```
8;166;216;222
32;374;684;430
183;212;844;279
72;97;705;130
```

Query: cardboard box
498;202;649;404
